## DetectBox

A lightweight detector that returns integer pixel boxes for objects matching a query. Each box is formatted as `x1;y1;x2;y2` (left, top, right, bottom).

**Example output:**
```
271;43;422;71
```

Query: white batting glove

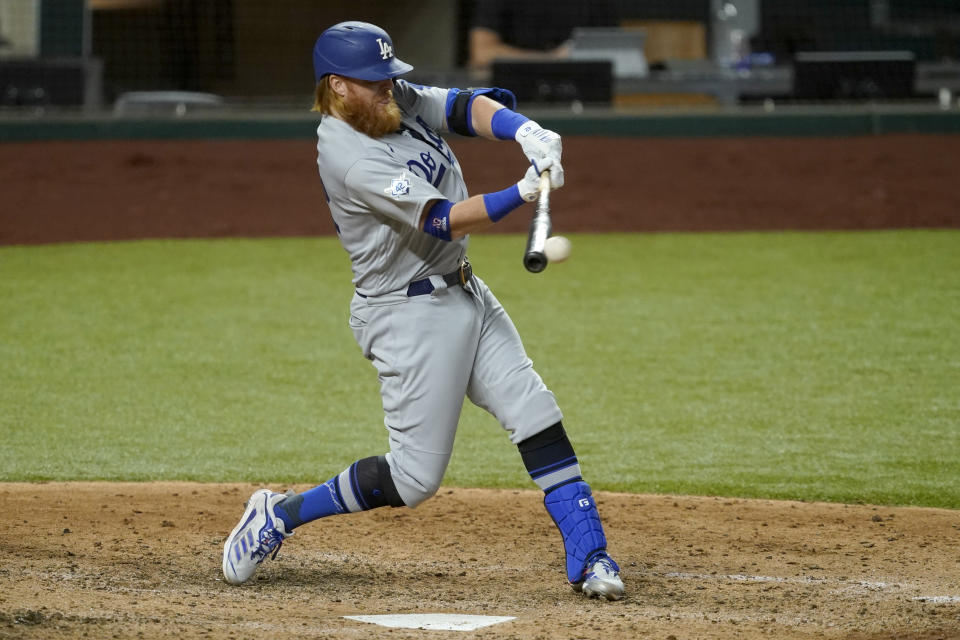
515;120;564;188
517;157;561;202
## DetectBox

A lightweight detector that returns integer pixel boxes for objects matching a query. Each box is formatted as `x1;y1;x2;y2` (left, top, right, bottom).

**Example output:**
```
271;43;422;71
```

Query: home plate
344;613;516;631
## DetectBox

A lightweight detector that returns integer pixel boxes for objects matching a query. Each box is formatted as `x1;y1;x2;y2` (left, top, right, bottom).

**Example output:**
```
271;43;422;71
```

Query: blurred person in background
468;0;619;72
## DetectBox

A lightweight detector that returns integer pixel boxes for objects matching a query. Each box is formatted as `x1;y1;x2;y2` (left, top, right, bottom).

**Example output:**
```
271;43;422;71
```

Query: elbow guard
445;87;518;136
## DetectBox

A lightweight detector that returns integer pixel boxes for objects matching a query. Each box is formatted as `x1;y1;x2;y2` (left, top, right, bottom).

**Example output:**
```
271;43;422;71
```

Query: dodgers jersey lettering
316;80;469;297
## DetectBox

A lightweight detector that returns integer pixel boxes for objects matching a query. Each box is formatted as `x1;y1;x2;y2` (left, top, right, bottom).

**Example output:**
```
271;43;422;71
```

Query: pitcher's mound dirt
1;483;958;639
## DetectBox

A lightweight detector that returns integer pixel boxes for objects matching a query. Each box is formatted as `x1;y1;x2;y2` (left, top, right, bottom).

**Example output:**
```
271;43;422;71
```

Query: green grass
1;231;958;508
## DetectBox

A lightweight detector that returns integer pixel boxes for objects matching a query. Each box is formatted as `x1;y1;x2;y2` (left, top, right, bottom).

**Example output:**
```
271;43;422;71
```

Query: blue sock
274;477;346;531
273;457;401;531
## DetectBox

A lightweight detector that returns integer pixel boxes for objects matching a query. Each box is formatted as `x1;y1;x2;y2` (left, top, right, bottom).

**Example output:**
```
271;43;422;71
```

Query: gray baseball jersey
316;80;562;507
317;80;470;297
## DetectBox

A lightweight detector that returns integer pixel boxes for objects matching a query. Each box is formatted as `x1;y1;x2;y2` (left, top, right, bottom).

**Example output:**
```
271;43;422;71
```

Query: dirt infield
2;483;959;640
2;133;959;638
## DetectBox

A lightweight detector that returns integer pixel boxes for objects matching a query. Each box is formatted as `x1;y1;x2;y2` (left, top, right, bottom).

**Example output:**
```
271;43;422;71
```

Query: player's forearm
469;95;506;140
423;184;528;241
449;195;497;239
470;96;559;156
449;186;524;239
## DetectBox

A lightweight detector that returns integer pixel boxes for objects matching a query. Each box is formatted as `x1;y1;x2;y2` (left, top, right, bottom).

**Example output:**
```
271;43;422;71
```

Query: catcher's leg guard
544;480;608;584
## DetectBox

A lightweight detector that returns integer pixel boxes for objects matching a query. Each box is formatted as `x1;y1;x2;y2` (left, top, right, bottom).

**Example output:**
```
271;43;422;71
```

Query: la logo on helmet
376;37;394;60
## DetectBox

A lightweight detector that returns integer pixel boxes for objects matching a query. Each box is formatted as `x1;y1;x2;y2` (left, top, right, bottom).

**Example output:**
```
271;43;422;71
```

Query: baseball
544;235;572;263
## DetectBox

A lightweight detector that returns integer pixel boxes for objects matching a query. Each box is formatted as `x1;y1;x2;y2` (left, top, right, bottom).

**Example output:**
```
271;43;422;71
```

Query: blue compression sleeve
483;184;526;223
423;199;453;241
490;108;530;140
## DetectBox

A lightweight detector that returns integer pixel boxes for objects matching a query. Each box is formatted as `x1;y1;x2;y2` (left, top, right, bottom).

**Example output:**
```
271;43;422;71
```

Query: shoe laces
586;552;620;578
250;527;285;563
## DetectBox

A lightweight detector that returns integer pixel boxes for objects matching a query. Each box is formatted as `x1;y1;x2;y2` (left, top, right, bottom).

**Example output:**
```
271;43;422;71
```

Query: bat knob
523;251;548;273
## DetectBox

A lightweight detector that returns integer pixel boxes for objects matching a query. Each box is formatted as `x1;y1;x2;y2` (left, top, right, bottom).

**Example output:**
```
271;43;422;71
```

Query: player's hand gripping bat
523;170;552;273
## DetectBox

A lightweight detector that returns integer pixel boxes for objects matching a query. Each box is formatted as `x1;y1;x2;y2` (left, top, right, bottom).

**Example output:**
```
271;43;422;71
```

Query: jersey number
407;151;446;188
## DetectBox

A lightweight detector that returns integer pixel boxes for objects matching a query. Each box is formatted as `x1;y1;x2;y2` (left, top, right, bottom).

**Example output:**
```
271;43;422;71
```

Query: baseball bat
523;170;552;273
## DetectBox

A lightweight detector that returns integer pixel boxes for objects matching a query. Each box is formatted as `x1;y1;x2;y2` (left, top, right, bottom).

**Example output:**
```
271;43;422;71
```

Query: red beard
340;89;403;138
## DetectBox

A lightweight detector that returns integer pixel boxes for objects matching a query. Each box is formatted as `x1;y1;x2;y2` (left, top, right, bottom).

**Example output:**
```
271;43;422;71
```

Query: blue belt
357;260;473;299
406;259;473;296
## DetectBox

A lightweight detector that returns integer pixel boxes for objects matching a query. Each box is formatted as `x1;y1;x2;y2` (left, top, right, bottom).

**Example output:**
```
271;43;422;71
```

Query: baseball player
222;21;624;601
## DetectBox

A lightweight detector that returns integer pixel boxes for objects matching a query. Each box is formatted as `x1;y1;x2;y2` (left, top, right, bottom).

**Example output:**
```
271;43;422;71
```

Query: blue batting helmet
313;21;413;82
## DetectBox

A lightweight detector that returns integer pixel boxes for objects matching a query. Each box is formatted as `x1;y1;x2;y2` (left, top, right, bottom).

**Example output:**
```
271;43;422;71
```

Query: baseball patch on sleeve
384;172;411;199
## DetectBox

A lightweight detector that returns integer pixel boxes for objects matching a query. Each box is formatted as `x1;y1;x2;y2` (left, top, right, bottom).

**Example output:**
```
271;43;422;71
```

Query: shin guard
543;480;607;584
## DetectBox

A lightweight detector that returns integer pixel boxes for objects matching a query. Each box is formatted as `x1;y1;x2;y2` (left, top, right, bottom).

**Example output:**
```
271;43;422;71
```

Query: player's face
338;76;403;138
347;78;394;106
